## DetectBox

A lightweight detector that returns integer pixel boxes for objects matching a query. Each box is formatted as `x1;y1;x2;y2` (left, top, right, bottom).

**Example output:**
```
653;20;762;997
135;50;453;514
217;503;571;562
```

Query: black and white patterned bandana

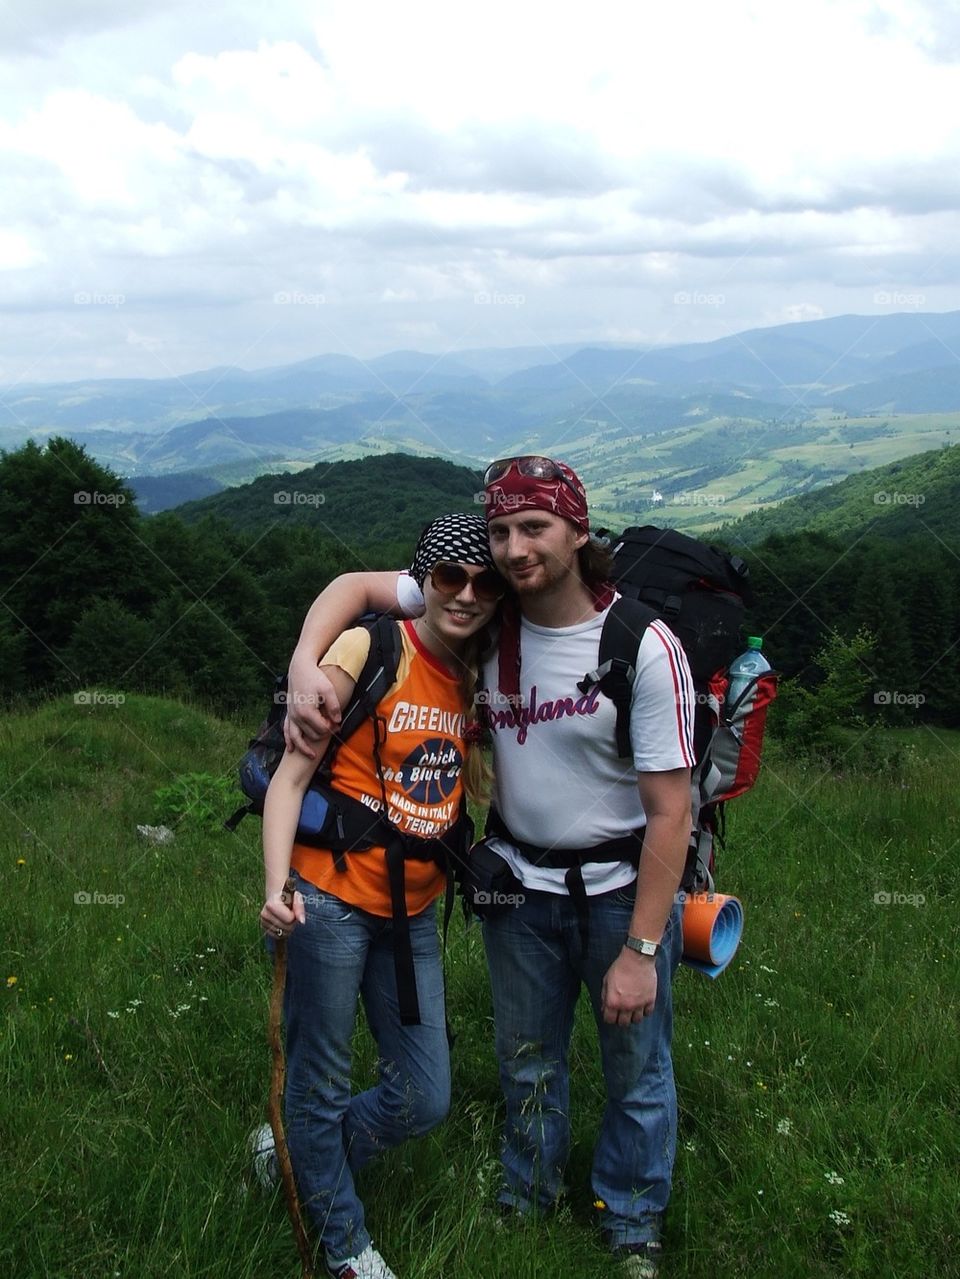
409;512;496;588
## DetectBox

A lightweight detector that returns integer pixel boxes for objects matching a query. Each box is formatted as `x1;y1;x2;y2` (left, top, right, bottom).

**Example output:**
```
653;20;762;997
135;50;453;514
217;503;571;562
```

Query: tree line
2;438;958;726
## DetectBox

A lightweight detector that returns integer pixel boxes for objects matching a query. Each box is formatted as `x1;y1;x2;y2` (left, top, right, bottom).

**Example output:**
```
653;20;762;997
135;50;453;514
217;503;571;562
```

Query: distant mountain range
6;311;960;525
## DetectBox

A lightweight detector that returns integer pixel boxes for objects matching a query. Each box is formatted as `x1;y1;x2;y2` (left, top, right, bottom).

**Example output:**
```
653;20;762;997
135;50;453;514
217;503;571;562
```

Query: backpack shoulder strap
334;614;403;748
578;596;659;758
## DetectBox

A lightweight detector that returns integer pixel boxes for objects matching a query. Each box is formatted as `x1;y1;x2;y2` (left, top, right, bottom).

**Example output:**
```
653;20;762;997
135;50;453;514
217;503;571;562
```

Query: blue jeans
482;885;683;1249
283;868;451;1262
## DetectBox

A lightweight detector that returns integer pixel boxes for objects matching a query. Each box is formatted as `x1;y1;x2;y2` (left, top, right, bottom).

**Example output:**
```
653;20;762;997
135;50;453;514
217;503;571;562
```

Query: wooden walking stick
268;876;315;1279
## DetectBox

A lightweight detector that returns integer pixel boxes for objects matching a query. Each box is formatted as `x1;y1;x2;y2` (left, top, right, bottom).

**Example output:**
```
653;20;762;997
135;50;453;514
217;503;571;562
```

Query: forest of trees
2;437;958;725
0;439;410;710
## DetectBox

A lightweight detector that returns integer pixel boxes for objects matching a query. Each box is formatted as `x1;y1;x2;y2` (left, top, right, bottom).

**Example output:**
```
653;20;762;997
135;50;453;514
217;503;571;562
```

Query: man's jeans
283;868;450;1262
482;884;683;1249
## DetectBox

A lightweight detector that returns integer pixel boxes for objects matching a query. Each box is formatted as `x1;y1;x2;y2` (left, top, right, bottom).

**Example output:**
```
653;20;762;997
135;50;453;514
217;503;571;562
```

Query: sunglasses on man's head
483;455;581;499
429;561;505;602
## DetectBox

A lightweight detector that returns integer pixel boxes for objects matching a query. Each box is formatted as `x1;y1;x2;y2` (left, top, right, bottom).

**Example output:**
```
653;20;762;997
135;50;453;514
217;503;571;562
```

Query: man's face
486;509;587;596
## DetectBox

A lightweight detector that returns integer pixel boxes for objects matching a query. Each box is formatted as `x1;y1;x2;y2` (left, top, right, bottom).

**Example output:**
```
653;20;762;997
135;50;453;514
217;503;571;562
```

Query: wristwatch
624;935;660;958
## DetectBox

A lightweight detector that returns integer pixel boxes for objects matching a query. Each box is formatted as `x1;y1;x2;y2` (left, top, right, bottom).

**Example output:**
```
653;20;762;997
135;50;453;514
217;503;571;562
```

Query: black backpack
579;525;777;891
225;614;403;840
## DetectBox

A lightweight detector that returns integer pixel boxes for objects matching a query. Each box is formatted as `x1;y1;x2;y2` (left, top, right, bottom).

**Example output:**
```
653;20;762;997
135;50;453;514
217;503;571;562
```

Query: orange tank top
291;619;467;917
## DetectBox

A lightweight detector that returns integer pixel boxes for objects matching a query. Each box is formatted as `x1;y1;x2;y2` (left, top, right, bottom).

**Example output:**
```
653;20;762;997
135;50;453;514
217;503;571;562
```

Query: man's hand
282;570;407;757
284;655;343;758
601;949;658;1026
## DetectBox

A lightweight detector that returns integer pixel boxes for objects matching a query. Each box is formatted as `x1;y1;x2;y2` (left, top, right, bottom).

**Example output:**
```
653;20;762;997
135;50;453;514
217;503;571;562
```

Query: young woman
258;513;504;1279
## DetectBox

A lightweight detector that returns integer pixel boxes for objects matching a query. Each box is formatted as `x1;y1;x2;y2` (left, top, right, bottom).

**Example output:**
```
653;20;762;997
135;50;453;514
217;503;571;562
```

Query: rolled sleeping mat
681;892;744;978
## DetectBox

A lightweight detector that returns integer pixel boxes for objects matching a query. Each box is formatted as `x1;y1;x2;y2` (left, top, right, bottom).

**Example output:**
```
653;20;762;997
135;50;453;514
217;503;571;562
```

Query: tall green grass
2;695;957;1278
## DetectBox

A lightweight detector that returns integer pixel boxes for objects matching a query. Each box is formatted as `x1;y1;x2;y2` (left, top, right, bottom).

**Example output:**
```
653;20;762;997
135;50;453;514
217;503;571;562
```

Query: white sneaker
616;1241;663;1278
326;1243;398;1279
247;1122;279;1190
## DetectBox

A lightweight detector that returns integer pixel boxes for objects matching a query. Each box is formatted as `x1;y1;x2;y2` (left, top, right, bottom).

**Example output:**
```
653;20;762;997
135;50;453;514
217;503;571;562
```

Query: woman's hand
260;889;306;939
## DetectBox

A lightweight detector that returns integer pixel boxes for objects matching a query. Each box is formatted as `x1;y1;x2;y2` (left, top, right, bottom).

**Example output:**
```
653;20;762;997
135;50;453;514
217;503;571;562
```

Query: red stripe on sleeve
649;622;695;767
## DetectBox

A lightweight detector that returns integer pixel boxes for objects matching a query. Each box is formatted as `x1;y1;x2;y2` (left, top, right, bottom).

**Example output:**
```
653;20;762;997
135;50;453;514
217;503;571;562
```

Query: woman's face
421;561;501;645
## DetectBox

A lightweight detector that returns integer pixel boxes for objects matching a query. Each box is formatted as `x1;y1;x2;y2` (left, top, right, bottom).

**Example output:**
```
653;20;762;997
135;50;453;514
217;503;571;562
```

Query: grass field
2;694;958;1278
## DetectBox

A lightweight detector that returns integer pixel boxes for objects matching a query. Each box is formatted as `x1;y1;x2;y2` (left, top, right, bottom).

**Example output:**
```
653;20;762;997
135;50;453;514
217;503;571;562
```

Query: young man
285;458;694;1278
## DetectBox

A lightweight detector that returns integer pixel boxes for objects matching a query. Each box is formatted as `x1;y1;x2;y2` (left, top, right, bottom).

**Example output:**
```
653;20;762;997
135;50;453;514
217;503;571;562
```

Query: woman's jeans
482;885;683;1249
283;869;450;1262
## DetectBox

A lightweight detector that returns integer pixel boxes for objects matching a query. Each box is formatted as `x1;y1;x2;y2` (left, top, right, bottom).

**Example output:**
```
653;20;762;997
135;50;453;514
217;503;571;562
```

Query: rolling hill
720;443;960;546
173;452;484;548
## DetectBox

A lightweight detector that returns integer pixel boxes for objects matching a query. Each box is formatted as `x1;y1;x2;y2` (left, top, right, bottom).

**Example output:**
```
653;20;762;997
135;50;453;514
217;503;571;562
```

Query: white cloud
0;229;44;270
0;0;959;383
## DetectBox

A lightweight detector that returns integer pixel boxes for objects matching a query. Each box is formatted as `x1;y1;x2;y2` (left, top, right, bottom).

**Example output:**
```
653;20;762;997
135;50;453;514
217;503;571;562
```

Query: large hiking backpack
225;614;403;841
581;525;778;892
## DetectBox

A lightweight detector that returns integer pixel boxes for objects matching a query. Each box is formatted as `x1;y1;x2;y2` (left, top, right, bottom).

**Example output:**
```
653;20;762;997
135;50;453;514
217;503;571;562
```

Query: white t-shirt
394;574;695;895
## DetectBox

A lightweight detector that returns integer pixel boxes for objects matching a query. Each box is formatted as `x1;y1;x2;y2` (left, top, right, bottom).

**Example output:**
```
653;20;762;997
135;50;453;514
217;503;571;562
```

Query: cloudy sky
2;0;959;384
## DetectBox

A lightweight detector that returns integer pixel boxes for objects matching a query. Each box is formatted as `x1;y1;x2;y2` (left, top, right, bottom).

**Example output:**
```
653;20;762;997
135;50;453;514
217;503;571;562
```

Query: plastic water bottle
726;636;770;710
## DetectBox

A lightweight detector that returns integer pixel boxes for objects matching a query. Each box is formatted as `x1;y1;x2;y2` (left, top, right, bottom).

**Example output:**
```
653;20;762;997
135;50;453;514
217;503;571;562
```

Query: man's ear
572;529;590;551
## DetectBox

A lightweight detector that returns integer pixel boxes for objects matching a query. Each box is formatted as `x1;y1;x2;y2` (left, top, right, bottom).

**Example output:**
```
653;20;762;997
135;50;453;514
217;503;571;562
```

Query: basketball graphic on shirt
395;737;463;804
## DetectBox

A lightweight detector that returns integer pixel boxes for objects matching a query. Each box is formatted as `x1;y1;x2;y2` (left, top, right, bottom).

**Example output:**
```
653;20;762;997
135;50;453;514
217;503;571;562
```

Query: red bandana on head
484;458;614;707
483;458;590;534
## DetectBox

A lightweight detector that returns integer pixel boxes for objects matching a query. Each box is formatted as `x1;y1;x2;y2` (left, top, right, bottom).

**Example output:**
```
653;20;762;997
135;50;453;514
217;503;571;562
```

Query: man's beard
508;553;573;596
